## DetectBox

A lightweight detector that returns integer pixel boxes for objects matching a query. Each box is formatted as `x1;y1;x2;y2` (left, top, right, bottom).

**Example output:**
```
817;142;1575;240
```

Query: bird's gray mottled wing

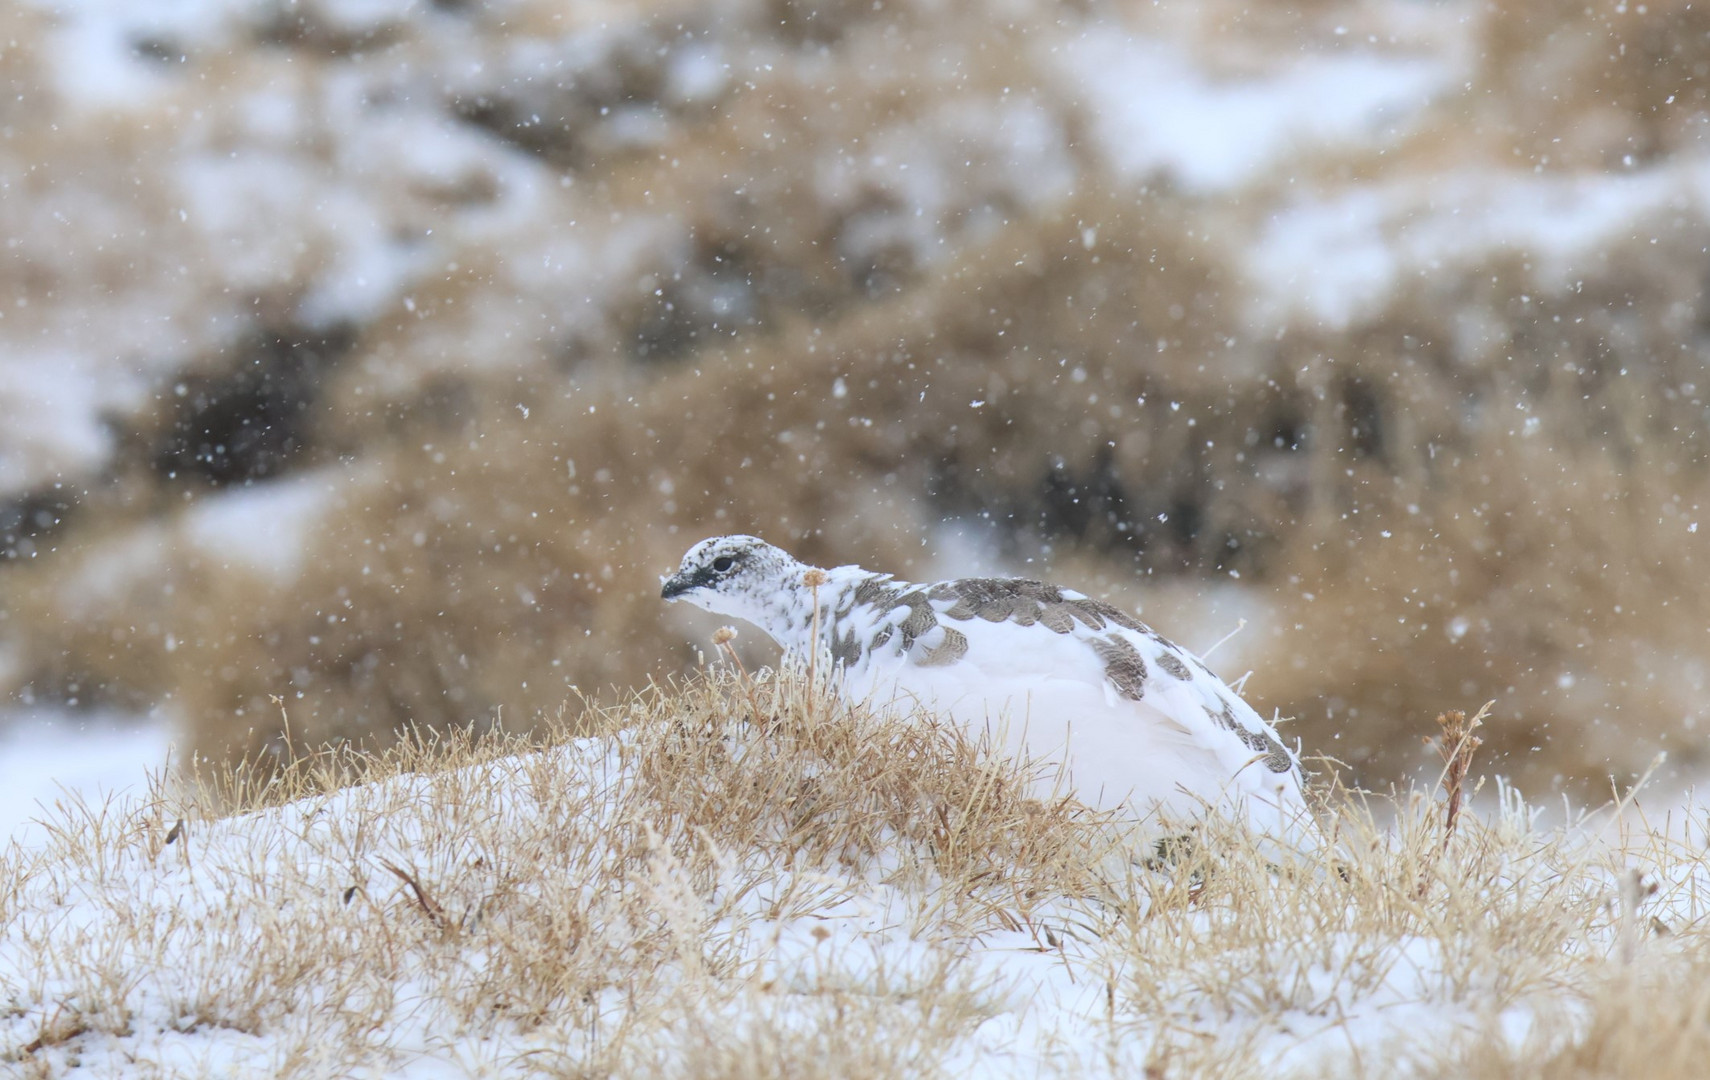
829;573;969;668
924;576;1303;783
924;576;1160;685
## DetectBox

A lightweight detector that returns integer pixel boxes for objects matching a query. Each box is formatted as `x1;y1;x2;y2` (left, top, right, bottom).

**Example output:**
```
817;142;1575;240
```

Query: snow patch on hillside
1247;165;1708;328
1060;31;1453;193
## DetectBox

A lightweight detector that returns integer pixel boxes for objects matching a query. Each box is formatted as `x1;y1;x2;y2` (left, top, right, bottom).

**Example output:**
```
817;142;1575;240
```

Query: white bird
661;535;1311;836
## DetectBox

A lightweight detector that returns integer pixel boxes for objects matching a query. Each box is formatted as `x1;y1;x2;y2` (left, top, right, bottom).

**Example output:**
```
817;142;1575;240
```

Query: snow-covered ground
3;674;1703;1076
1059;29;1455;194
0;709;176;848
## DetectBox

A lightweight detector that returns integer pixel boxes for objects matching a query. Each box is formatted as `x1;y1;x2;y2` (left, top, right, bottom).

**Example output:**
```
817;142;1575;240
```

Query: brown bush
1480;0;1710;167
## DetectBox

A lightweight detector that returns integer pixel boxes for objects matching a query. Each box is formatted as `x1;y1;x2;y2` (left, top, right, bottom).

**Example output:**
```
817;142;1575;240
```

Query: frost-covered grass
3;669;1705;1077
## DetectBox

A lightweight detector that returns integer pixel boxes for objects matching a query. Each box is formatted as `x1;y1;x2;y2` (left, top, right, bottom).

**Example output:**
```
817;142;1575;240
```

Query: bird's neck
750;564;875;654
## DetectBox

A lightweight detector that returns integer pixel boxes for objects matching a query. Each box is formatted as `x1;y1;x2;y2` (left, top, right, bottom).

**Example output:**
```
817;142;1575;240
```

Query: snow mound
4;672;1705;1076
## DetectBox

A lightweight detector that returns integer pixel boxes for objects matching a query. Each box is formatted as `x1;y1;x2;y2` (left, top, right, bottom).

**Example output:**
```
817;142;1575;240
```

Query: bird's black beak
661;567;711;600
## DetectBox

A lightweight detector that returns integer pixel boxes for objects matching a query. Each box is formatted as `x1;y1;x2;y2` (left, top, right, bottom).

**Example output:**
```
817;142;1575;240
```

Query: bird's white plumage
662;535;1311;837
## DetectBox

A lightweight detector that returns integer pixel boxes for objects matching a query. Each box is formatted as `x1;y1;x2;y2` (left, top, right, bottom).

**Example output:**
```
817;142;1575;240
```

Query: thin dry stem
803;567;828;695
1433;700;1492;852
712;626;766;726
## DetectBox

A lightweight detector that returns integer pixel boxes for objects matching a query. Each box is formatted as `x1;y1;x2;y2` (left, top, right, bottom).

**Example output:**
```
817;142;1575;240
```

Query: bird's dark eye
712;556;735;573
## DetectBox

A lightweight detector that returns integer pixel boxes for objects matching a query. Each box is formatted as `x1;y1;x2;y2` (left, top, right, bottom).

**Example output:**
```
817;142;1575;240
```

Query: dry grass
1478;0;1710;168
5;667;1710;1077
0;666;1110;1076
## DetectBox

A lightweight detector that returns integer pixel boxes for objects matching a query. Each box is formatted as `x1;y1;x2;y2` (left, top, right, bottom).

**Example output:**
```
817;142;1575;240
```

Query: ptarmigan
662;535;1311;836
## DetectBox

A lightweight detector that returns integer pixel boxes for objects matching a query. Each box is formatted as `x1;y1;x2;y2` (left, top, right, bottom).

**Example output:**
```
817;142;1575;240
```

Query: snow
27;0;248;108
1060;31;1453;193
0;358;126;498
0;707;176;848
182;469;343;581
45;467;348;628
665;43;730;105
1246;166;1704;328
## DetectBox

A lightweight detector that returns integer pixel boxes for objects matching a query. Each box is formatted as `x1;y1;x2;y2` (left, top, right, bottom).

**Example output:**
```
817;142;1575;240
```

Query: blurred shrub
4;0;1710;796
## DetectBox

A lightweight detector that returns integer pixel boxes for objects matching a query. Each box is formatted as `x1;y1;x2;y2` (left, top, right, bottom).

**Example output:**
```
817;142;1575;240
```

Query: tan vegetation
1479;0;1710;168
3;0;1710;800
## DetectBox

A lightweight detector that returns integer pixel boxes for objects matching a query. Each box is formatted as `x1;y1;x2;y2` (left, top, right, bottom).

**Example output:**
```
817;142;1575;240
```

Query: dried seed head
711;626;737;646
802;569;829;589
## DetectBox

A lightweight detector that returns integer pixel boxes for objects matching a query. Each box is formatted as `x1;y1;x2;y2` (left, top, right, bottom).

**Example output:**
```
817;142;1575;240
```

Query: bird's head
660;535;806;624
